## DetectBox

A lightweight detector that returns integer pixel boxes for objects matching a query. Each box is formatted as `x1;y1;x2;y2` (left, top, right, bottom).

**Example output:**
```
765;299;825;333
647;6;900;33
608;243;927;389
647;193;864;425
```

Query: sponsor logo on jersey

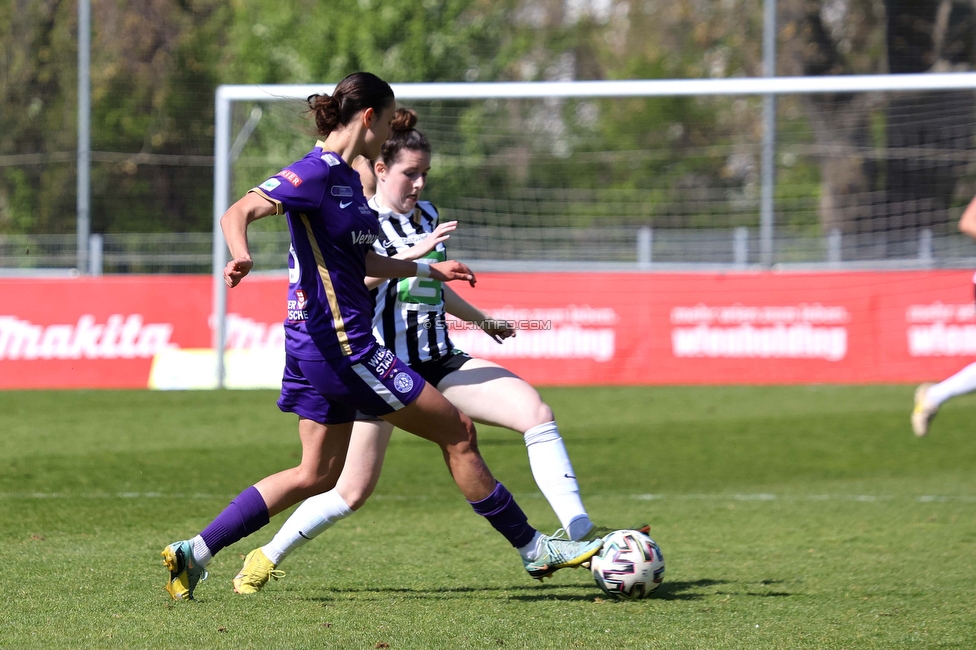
279;170;303;187
286;298;309;321
365;347;395;376
331;185;354;197
321;153;341;166
259;178;281;191
351;230;378;246
392;370;414;393
295;290;308;310
339;200;353;209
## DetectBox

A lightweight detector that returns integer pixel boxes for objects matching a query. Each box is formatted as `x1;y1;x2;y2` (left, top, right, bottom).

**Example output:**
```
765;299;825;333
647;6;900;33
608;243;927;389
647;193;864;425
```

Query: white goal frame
212;72;976;387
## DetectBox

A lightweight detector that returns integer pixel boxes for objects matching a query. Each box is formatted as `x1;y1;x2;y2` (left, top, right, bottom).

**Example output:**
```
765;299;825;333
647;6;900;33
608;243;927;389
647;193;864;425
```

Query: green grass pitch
1;385;975;648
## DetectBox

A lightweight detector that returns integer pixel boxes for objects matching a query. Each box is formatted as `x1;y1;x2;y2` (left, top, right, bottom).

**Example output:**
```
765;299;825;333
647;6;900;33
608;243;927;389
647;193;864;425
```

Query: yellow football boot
233;548;284;594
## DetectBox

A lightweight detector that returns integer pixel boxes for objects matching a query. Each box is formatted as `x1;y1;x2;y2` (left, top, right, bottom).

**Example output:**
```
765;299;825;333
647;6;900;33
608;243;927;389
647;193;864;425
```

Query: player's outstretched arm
365;251;476;286
443;284;515;343
363;221;458;289
402;221;457;260
220;193;278;287
959;194;976;241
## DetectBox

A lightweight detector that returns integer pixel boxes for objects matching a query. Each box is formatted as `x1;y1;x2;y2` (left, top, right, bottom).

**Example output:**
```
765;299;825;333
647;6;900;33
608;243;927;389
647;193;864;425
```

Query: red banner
1;271;974;389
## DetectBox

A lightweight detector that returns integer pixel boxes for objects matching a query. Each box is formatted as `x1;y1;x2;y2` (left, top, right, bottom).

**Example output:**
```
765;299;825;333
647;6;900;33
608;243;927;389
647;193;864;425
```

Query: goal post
212;72;976;387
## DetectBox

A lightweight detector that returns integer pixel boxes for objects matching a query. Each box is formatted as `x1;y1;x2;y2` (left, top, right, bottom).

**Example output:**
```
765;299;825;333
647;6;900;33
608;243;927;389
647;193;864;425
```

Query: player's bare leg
438;358;595;539
382;382;602;579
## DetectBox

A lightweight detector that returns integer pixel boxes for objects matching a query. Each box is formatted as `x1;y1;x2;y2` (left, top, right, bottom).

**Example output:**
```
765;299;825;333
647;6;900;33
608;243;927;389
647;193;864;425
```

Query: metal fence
3;227;975;276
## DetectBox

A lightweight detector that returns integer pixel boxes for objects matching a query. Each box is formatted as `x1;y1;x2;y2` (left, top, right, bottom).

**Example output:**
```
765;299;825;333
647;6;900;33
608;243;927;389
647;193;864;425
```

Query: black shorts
354;351;473;421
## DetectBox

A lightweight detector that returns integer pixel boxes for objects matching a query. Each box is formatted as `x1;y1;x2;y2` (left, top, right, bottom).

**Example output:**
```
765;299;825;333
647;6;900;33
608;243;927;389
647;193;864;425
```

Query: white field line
2;492;975;503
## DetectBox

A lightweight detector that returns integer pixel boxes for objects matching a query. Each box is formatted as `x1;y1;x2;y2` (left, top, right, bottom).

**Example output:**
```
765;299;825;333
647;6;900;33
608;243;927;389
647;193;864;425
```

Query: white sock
928;361;976;406
262;490;353;565
566;515;595;541
517;531;545;561
190;535;212;567
523;421;590;539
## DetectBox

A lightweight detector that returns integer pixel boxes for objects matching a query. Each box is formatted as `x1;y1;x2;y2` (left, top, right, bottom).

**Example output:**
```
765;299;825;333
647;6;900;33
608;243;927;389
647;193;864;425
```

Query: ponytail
305;72;394;137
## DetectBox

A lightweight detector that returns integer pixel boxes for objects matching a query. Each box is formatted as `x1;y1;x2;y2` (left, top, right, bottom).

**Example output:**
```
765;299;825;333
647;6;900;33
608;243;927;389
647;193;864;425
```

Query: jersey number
288;245;301;284
397;250;445;306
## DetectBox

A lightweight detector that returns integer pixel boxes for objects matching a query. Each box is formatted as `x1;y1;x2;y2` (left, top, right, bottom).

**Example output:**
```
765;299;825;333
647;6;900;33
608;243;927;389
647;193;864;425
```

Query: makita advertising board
1;272;973;389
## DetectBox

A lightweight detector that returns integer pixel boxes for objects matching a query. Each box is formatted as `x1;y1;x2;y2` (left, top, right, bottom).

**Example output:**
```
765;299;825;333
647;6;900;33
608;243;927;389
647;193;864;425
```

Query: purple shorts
277;344;426;425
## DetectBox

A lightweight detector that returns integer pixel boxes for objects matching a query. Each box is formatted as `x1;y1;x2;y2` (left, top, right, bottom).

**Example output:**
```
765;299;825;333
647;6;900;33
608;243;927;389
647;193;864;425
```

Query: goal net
222;75;976;274
212;75;976;384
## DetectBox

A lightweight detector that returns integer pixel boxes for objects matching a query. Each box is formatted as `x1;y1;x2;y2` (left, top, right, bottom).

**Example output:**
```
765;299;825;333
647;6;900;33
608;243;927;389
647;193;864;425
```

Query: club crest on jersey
279;170;303;187
392;371;414;394
330;185;353;197
351;230;378;246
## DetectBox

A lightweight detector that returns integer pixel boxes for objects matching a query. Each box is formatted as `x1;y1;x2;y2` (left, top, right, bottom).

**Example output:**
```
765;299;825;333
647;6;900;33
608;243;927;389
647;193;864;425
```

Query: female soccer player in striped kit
160;74;602;601
232;108;640;594
913;194;976;436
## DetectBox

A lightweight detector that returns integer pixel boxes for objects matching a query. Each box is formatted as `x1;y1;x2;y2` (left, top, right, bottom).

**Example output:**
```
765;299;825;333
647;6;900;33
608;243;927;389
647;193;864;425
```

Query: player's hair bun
380;106;430;166
304;73;395;136
390;108;418;133
307;93;341;135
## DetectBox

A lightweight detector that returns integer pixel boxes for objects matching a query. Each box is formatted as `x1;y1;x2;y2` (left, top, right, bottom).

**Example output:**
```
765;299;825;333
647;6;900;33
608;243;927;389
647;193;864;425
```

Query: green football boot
523;535;603;580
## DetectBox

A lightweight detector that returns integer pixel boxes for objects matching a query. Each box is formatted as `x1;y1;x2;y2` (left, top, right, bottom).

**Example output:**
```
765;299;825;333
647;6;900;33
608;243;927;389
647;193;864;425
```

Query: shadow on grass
305;584;594;602
302;579;731;603
637;579;726;601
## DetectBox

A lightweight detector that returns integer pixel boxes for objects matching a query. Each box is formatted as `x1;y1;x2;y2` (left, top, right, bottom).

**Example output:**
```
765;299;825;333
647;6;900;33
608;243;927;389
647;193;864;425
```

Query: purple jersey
248;143;380;360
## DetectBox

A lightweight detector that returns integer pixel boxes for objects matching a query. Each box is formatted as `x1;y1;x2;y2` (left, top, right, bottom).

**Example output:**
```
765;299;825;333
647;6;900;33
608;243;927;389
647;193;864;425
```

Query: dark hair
379;107;431;167
305;72;394;136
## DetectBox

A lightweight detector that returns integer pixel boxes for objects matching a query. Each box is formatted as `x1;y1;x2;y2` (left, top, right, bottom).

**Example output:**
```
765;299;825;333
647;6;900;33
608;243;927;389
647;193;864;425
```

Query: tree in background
779;0;886;239
0;0;76;234
3;0;976;243
779;0;976;248
884;0;975;236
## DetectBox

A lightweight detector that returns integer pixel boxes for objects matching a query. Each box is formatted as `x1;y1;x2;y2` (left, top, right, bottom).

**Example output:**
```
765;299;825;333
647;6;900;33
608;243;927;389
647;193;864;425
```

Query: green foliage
0;0;78;233
2;385;976;647
222;0;521;85
6;0;960;237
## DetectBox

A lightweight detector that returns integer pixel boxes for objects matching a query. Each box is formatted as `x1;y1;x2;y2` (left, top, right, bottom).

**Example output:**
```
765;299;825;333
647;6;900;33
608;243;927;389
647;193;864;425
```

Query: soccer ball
590;529;665;599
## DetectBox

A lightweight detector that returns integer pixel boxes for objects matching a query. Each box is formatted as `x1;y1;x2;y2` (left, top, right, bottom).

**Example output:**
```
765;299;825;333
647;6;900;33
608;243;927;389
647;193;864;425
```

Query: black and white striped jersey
368;197;454;365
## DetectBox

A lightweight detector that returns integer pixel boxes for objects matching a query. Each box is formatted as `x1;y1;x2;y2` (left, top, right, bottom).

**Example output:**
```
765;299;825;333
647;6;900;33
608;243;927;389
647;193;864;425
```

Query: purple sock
469;482;536;548
198;486;270;558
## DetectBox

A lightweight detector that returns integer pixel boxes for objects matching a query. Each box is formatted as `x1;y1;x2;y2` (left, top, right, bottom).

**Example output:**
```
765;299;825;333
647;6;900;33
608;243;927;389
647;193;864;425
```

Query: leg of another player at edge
261;419;393;565
927;361;976;408
437;358;593;540
187;417;353;569
381;382;548;562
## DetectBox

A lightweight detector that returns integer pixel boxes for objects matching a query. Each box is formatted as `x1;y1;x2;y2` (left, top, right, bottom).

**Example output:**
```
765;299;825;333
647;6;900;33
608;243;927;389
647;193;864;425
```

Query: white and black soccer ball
591;529;665;599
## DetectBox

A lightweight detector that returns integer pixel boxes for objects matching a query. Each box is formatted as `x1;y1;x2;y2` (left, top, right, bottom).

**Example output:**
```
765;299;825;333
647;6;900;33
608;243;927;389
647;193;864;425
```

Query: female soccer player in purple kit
160;72;602;600
231;109;648;594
